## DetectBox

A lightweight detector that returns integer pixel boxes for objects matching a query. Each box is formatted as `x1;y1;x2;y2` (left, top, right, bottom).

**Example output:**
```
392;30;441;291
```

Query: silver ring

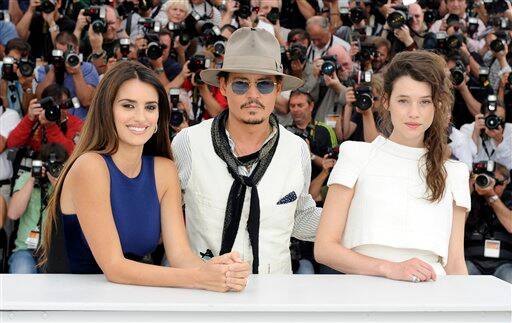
411;275;420;283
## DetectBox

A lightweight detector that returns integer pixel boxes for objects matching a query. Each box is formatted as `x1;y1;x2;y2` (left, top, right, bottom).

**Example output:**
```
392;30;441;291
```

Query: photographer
305;16;350;63
168;88;192;139
460;102;511;170
16;0;75;59
285;89;337;174
302;43;352;126
340;71;382;143
0;38;36;117
35;32;99;119
486;34;511;93
428;0;485;52
0;18;19;58
0;101;21;203
7;142;67;273
190;0;221;26
6;84;83;156
465;160;512;283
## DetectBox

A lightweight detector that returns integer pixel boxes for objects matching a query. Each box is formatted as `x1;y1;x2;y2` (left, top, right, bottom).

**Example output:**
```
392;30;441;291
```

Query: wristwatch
487;195;499;204
49;24;60;33
155;67;165;74
89;50;106;62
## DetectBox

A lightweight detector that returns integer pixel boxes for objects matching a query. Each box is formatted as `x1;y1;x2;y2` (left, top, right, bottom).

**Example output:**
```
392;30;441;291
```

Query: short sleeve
0;110;21;138
327;141;368;189
0;21;19;46
447;161;471;212
81;63;100;87
13;172;31;193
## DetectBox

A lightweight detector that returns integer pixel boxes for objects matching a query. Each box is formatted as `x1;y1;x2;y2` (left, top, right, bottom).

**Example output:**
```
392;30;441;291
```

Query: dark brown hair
380;51;454;202
39;61;172;265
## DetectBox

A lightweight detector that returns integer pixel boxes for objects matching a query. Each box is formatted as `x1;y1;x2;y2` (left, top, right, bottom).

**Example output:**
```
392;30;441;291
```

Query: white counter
1;274;510;322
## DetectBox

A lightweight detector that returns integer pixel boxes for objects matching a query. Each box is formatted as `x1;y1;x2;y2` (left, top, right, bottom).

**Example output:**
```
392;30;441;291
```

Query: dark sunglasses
230;80;277;95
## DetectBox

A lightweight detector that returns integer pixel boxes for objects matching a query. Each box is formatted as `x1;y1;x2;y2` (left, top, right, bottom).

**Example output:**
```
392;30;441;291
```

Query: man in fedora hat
172;27;321;274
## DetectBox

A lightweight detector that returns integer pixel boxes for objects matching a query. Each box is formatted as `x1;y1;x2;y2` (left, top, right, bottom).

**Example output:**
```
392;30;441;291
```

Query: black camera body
353;71;373;111
168;22;192;46
188;55;211;73
36;0;57;14
235;0;252;19
320;55;339;76
169;88;185;127
484;0;510;14
446;33;465;50
490;38;506;53
83;6;107;34
355;42;376;65
424;9;438;25
18;58;35;77
45;153;65;178
473;160;498;189
139;19;166;60
266;7;280;25
450;60;466;86
1;56;17;82
483;95;504;130
387;5;409;29
349;7;366;25
289;43;307;63
39;96;80;122
51;49;65;68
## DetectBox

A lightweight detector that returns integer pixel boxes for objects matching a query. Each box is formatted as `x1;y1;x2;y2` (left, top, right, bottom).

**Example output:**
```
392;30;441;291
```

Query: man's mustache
241;99;265;109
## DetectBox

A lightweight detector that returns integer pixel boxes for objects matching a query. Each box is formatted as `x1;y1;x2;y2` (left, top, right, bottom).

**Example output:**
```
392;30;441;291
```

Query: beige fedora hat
200;27;304;91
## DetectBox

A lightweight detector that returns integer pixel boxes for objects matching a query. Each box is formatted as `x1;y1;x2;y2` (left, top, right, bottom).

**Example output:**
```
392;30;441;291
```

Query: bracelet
49;24;60;33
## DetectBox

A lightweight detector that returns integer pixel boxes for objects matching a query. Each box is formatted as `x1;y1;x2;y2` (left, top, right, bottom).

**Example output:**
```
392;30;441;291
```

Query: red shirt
182;79;227;120
7;112;83;155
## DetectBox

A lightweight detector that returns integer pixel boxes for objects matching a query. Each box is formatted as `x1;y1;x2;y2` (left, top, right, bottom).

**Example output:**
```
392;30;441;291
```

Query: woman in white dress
315;51;471;283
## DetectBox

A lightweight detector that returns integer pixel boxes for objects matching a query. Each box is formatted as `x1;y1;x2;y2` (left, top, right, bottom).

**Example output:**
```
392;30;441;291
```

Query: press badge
484;239;501;258
26;227;40;249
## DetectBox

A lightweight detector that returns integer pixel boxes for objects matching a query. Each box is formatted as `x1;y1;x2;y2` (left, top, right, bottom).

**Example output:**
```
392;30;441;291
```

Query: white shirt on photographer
0;108;21;181
459;122;512;171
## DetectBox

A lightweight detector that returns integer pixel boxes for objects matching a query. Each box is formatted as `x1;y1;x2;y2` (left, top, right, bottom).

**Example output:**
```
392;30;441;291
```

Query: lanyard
482;139;495;159
307;35;334;61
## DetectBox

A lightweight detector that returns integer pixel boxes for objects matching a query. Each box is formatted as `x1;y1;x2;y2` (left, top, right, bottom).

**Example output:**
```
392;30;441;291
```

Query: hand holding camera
321;153;337;174
27;98;43;122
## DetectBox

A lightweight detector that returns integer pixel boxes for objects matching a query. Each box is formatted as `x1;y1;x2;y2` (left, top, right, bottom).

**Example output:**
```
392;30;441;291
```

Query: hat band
223;55;283;74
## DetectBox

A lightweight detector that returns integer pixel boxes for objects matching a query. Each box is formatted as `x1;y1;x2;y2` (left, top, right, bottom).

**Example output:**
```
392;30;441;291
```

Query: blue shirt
36;62;99;120
0;21;19;46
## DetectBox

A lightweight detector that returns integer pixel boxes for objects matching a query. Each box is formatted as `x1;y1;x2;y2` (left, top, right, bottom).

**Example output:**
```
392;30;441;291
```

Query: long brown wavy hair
379;51;454;203
39;61;172;265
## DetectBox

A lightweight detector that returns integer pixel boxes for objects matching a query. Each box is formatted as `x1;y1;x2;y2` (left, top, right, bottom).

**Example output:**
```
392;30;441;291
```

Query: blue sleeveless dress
59;155;161;274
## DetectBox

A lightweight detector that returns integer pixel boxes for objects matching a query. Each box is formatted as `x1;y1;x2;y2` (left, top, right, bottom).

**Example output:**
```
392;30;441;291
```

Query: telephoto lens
18;58;35;77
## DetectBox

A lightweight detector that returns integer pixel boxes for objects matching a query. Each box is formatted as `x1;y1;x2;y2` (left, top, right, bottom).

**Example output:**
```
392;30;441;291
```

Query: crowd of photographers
0;0;510;282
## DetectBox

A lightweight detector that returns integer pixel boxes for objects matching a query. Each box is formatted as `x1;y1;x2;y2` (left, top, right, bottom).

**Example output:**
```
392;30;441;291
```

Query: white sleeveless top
327;136;471;269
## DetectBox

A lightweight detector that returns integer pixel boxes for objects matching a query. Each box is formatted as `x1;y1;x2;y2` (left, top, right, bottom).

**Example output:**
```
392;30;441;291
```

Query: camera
387;6;408;29
446;13;461;28
83;6;107;34
1;57;17;82
51;49;65;68
354;42;376;65
353;71;373;111
467;17;479;36
39;96;80;122
450;60;466;86
490;38;506;53
119;38;131;59
349;7;366;24
235;0;252;19
44;153;64;178
197;21;222;46
18;58;35;77
169;88;184;127
31;160;43;179
446;33;464;50
36;0;57;14
484;0;510;14
213;40;226;56
288;43;307;63
483;95;504;130
188;55;211;73
320;55;339;76
473;160;498;189
325;146;339;159
116;0;136;18
168;22;192;46
138;18;160;32
266;7;280;25
65;47;82;67
0;10;10;22
424;9;438;25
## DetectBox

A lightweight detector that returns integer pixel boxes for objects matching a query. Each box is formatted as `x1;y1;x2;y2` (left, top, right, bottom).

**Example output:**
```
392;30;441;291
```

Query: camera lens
349;8;365;24
170;109;185;127
19;61;34;77
446;34;463;49
146;42;163;60
450;68;465;86
321;61;336;75
475;174;490;188
485;115;501;130
387;11;406;29
354;90;373;110
66;53;81;67
92;19;107;34
490;39;505;53
213;41;225;56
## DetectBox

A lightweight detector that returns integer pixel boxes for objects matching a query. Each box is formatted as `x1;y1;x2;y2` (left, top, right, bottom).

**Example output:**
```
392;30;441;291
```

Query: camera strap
126;13;133;36
151;4;162;19
307;35;334;62
481;139;495;159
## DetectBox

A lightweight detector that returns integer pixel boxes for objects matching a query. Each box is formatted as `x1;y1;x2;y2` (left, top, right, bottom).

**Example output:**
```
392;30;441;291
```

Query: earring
154;124;158;134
